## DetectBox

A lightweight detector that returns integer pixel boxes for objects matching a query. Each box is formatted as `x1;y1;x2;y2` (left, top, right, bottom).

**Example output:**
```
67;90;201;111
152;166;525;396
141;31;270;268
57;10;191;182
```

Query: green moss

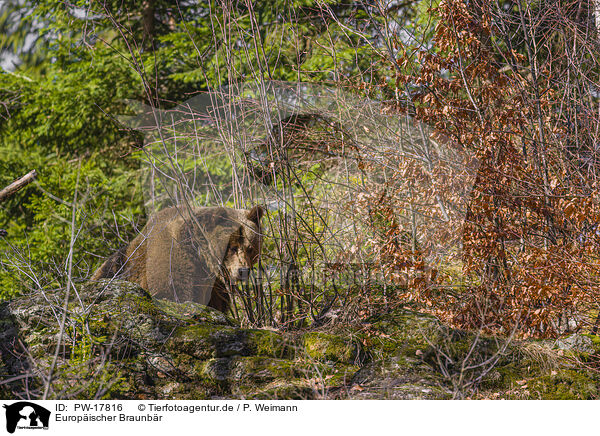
115;292;158;317
154;298;233;326
236;356;300;382
169;325;291;360
232;359;358;399
302;332;360;364
48;360;129;399
479;362;523;390
526;370;600;400
360;309;442;360
245;329;291;358
12;279;600;400
198;356;300;385
582;333;600;356
366;309;440;340
477;341;600;399
323;363;360;387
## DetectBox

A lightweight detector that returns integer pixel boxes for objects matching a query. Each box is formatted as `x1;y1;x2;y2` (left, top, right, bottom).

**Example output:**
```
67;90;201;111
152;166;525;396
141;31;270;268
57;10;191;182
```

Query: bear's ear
246;205;265;224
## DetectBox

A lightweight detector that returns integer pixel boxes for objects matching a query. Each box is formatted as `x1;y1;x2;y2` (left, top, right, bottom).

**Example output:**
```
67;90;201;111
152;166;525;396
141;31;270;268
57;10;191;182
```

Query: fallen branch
0;170;37;237
0;170;37;203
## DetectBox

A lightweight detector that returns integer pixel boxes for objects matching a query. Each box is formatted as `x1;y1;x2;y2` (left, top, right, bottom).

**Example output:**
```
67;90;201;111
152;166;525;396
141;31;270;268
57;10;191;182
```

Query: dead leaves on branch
370;0;600;337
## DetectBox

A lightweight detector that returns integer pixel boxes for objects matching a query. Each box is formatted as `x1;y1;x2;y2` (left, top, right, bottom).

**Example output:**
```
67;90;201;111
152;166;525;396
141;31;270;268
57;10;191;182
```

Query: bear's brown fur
91;205;264;312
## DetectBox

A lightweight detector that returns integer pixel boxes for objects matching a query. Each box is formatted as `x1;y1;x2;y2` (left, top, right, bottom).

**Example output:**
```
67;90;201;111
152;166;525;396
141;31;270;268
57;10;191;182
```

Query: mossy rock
488;368;600;400
168;325;291;360
154;298;233;326
344;356;451;399
360;309;443;359
525;369;600;400
0;279;308;399
423;329;516;378
0;280;251;399
199;356;300;386
554;334;596;355
302;332;362;364
5;280;600;400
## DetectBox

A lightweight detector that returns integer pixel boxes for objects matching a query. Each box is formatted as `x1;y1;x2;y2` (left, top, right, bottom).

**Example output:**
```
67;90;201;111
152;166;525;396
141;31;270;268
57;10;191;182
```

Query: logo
2;402;50;434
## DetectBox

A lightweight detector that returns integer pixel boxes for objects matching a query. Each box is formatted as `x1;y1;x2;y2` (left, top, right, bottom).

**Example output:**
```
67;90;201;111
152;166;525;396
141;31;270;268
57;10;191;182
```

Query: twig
0;170;37;203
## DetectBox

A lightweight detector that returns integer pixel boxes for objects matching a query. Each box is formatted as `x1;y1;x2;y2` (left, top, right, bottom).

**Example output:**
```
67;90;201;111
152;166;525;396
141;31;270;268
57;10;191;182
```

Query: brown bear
91;205;264;312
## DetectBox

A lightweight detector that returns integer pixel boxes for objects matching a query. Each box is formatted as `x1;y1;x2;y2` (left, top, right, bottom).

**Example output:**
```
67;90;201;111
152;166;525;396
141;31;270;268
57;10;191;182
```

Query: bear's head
220;205;264;284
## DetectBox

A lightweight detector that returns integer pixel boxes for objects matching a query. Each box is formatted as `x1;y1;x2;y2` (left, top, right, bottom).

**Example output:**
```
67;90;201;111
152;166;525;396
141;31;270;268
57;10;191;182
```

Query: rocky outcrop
1;279;599;399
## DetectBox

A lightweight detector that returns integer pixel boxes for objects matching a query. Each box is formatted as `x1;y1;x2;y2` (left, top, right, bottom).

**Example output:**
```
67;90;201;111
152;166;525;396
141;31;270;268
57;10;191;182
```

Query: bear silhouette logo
3;402;50;433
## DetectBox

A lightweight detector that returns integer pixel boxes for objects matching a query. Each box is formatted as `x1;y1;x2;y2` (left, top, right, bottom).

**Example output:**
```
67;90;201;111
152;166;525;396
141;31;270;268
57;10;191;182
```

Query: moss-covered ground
2;279;600;399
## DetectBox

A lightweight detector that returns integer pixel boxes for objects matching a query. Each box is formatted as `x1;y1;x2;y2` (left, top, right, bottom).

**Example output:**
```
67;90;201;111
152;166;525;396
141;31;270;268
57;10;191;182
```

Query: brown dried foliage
369;0;600;337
